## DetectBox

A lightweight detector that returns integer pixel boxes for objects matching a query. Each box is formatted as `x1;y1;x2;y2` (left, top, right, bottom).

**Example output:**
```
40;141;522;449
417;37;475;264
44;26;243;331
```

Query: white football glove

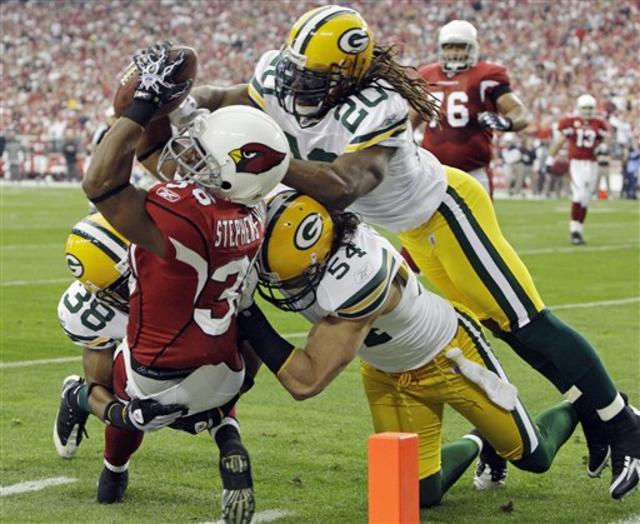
478;111;513;131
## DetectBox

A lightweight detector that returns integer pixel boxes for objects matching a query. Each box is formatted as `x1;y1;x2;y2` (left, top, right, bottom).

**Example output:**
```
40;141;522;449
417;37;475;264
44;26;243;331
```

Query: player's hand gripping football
478;111;513;131
122;40;193;128
132;40;192;108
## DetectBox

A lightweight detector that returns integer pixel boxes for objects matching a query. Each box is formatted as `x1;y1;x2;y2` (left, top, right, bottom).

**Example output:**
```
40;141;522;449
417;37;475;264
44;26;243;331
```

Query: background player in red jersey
547;94;608;245
413;20;531;197
81;42;290;523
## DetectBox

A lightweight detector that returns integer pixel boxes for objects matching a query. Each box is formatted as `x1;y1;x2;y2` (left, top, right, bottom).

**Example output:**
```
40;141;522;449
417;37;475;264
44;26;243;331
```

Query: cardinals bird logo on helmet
228;143;287;175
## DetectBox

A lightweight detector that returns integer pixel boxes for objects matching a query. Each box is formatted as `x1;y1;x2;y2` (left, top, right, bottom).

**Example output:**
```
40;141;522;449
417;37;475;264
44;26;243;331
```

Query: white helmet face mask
438;20;479;73
577;94;596;120
158;106;291;206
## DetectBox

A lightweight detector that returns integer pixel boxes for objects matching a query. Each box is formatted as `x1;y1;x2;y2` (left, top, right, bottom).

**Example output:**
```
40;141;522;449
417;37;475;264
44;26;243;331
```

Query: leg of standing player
399;166;640;498
569;159;598;245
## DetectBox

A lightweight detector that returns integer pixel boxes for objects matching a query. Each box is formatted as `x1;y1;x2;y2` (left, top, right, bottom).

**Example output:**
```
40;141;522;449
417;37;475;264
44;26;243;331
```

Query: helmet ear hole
221;181;232;190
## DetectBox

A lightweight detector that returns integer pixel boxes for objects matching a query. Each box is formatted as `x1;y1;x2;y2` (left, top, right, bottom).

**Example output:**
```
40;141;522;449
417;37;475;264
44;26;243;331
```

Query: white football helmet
438;20;479;73
576;94;596;120
158;105;291;206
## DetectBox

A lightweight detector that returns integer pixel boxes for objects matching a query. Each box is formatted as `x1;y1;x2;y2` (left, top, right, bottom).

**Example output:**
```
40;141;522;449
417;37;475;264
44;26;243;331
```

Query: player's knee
511;446;552;474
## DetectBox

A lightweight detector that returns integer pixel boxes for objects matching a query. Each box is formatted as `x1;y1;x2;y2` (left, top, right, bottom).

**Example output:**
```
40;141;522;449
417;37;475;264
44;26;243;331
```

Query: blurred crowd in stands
1;0;638;196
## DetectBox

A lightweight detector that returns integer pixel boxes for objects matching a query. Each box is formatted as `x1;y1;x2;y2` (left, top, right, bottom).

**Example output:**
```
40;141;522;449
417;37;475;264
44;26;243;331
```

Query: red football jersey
419;61;511;172
557;115;608;161
127;181;264;372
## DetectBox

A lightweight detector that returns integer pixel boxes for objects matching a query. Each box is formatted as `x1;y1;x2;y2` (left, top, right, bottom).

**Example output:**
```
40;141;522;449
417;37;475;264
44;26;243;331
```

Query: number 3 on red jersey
170;238;252;337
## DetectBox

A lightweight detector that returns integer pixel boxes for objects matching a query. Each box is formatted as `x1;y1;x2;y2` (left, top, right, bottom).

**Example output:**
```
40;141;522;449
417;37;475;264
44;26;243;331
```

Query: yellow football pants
361;309;539;479
399;167;545;333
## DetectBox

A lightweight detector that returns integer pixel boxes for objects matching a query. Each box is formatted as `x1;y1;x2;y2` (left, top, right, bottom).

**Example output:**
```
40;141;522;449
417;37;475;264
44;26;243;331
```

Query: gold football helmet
275;5;374;121
258;191;335;311
64;213;130;311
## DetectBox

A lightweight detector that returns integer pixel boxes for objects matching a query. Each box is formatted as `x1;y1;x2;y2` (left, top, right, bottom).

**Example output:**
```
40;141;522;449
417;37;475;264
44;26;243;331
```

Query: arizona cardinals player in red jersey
82;42;289;523
547;94;608;245
413;20;531;196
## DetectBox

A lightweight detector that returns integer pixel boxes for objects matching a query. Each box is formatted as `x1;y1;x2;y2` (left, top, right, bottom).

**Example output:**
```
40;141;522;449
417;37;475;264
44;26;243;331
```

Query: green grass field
1;186;638;523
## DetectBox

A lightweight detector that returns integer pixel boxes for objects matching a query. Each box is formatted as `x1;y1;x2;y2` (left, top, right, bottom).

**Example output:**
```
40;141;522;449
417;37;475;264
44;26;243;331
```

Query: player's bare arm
548;134;567;158
83;116;166;256
283;145;394;210
83;42;194;256
190;84;253;112
239;278;402;400
496;92;531;132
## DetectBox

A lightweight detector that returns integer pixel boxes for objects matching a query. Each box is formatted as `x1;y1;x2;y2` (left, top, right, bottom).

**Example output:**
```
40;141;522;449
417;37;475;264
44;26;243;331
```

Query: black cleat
219;441;255;524
607;406;640;499
97;467;129;504
53;375;89;459
577;408;610;478
471;431;507;490
571;232;586;245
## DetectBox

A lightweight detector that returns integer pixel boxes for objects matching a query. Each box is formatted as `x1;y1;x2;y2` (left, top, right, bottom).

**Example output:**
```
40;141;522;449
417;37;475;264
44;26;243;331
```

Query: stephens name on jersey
127;180;264;373
557;115;608;161
419;61;512;172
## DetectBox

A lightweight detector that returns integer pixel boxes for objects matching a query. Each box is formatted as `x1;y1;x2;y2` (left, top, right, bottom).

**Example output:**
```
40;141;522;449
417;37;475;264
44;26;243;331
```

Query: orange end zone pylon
368;432;419;524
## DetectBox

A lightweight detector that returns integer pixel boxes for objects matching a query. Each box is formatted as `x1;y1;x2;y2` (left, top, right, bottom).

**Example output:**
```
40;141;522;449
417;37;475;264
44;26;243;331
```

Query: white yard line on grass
1;243;60;251
0;277;68;287
519;243;639;255
203;509;292;524
552;297;640;310
0;476;77;496
0;334;309;369
1;296;638;370
0;356;83;369
609;515;640;524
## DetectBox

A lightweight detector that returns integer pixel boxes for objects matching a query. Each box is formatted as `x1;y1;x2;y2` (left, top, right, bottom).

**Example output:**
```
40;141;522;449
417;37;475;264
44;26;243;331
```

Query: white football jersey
250;50;447;233
299;224;457;373
57;281;127;351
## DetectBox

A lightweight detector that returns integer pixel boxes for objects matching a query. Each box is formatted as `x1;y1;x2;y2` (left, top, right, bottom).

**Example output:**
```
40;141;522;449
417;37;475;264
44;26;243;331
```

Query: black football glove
169;396;238;435
124;40;192;127
478;111;513;131
105;397;188;432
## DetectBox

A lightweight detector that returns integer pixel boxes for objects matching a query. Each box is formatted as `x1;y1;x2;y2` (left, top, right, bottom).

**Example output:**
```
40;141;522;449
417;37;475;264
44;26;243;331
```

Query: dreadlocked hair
360;44;439;123
329;210;361;254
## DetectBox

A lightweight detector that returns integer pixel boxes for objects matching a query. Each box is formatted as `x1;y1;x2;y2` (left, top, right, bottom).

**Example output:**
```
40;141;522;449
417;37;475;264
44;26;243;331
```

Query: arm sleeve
558;117;574;137
478;63;512;108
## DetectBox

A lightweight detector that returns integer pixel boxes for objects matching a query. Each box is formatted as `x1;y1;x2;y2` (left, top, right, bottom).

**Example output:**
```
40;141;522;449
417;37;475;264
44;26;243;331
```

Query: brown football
113;45;198;121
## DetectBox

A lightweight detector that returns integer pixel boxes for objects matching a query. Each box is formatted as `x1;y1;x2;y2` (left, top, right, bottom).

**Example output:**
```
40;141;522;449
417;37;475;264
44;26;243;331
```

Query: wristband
88;181;131;204
238;303;295;374
123;99;157;128
136;142;164;163
104;400;133;430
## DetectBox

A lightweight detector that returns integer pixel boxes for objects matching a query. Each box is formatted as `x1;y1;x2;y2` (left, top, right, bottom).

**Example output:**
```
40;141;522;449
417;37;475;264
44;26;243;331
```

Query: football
113;45;198;121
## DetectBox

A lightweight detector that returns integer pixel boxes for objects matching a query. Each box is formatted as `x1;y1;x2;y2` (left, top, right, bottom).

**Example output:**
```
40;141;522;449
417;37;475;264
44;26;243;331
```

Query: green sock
419;437;480;508
441;437;481;491
512;311;618;410
513;402;579;473
76;384;92;415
